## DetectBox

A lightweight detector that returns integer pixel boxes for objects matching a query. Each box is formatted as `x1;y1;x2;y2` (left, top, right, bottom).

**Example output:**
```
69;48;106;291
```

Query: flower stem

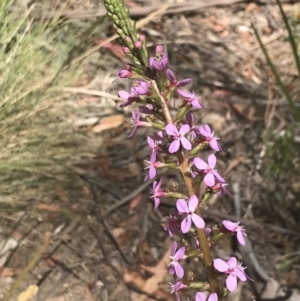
153;80;221;298
177;151;221;299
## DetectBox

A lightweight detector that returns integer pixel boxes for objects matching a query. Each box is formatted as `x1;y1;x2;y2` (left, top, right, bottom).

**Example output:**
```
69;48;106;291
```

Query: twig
106;174;161;214
33;0;297;20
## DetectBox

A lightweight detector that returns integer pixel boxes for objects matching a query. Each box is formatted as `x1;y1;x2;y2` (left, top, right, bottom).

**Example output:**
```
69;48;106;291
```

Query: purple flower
177;90;203;109
117;65;133;78
144;152;163;180
164;215;180;237
134;40;142;49
195;292;218;301
193;154;224;187
147;131;163;159
166;69;192;87
169;280;187;301
214;257;247;292
150;178;167;210
165;124;192;153
222;220;247;246
199;124;221;151
118;90;138;108
149;45;168;71
176;195;205;233
129;110;151;137
211;181;231;197
169;241;185;278
131;80;149;95
183;112;199;140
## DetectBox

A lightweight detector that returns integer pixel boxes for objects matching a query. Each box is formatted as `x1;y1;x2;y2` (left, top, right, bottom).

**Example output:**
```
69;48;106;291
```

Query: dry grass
0;0;104;203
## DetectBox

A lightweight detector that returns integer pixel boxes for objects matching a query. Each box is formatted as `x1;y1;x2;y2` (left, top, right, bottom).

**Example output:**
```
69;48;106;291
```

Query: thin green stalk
276;0;300;79
252;24;300;121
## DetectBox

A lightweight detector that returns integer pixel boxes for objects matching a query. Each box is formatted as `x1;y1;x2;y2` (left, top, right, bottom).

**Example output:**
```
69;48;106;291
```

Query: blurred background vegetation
0;0;106;211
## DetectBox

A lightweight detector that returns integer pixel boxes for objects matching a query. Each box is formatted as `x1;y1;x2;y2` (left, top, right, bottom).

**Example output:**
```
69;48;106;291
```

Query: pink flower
149;45;168;71
176;195;205;233
166;69;192;87
222;220;247;246
164;215;180;237
150;178;167;210
183;112;199;140
193;154;224;187
134;40;142;49
214;257;247;292
211;181;231;197
166;124;192;153
177;90;203;109
169;280;187;301
199;124;221;151
147;131;163;159
131;80;149;95
118;89;138;108
117;65;133;78
129;110;151;137
169;241;185;278
195;292;218;301
144;152;163;180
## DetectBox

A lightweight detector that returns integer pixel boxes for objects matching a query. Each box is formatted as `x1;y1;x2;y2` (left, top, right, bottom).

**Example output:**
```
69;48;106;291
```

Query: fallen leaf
124;269;146;288
129;194;142;214
137;238;156;266
36;204;63;212
213;89;232;98
0;268;15;277
92;114;125;133
124;240;171;301
245;2;260;13
97;40;125;60
43;254;61;268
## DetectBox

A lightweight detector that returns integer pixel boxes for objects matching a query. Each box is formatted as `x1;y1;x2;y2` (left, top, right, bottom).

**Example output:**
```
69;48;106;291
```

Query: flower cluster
104;0;249;299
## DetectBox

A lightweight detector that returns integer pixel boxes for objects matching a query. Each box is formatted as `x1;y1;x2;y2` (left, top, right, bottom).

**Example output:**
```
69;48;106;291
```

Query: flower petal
174;247;185;260
147;136;155;148
166;69;176;82
227;257;237;267
171;241;178;256
176;199;188;213
179;124;190;135
188;195;198;212
204;172;215;187
210;139;221;152
118;90;131;99
237;231;246;246
169;140;180;153
165;124;179;136
195;292;206;301
222;220;236;231
226;274;237;292
191;99;202;108
177;89;191;98
207;154;217;168
191;214;205;229
174;262;184;278
180;137;192;150
177;78;193;87
213;258;229;272
236;268;247;281
208;293;218;301
153;197;160;210
149;166;156;179
181;216;191;233
193;157;208;170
